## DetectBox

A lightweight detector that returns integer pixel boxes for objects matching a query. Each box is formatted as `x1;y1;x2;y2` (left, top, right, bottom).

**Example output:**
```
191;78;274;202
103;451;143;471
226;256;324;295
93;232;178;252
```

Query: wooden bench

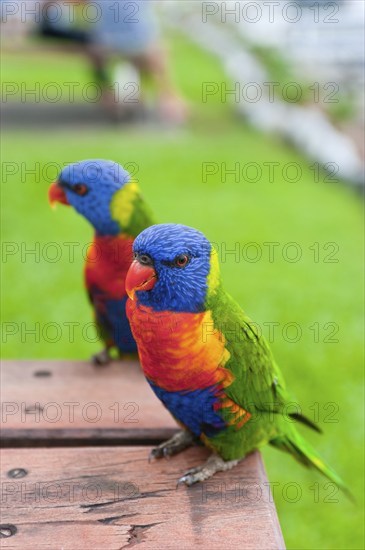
1;360;285;549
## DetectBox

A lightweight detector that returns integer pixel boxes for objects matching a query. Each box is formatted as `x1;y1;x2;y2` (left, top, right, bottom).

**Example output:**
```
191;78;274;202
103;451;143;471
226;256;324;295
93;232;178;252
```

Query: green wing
209;286;289;415
206;286;350;497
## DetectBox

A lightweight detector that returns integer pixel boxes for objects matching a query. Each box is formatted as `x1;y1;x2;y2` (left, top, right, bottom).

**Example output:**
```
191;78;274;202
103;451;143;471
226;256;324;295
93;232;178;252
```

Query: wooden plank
1;360;177;436
0;447;285;550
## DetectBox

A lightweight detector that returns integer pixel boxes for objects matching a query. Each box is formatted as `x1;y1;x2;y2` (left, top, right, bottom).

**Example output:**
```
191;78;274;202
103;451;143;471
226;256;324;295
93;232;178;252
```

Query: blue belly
148;381;226;437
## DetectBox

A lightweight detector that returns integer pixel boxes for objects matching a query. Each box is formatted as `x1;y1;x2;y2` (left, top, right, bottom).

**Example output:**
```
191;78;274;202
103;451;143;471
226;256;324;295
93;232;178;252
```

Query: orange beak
125;260;157;300
48;182;69;207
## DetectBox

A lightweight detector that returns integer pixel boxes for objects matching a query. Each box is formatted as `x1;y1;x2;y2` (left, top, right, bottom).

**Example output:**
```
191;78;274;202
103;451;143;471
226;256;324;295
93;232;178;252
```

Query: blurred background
1;1;364;548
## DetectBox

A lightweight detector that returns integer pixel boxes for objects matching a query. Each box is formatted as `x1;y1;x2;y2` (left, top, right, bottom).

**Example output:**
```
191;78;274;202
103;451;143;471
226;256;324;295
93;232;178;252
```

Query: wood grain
1;360;176;432
0;447;285;550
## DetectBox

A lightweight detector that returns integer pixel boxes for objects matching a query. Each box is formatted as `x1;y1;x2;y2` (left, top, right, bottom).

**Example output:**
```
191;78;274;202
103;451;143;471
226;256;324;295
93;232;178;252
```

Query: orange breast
126;300;234;392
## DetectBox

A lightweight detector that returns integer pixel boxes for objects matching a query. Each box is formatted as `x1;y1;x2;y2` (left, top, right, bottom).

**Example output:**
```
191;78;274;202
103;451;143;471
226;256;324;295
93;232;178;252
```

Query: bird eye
174;254;190;268
139;254;152;266
73;184;88;196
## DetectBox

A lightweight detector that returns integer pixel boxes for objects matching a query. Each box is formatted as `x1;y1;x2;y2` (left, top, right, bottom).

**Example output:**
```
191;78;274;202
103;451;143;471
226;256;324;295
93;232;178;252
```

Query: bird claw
91;349;111;366
148;431;195;463
148;446;171;462
176;467;205;487
148;447;168;462
176;477;188;488
176;471;199;488
148;447;163;462
176;455;241;487
163;447;171;460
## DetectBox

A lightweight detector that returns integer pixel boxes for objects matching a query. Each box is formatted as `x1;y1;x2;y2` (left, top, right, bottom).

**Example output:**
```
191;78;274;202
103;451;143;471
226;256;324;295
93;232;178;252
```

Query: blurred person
39;1;89;44
38;0;187;123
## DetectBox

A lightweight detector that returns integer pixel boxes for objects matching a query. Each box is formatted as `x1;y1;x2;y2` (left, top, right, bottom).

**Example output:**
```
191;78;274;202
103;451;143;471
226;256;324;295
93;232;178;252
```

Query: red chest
126;300;233;392
84;235;134;299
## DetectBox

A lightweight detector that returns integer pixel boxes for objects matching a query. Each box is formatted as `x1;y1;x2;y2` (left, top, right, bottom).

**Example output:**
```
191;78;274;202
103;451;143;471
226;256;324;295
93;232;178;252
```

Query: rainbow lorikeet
48;159;156;364
125;223;349;491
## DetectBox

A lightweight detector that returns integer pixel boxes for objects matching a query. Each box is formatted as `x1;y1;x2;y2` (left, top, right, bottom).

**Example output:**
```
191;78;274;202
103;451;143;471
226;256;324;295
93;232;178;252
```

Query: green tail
270;432;354;502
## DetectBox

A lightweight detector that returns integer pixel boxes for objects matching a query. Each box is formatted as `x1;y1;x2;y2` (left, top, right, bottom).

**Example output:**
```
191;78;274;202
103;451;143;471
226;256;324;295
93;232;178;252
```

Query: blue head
49;159;131;235
125;224;218;313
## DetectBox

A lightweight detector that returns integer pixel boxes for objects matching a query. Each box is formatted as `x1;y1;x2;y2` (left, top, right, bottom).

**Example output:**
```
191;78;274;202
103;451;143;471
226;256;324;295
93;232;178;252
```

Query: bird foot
177;454;240;487
91;349;111;366
149;430;195;461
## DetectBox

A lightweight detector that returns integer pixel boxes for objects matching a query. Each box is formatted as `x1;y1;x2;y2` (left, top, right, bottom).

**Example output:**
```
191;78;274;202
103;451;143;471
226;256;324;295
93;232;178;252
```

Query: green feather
110;181;156;236
204;281;352;499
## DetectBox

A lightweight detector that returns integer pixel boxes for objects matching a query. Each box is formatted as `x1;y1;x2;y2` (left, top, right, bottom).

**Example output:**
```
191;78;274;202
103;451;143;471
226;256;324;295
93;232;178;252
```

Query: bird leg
149;430;196;461
177;453;240;486
91;348;111;366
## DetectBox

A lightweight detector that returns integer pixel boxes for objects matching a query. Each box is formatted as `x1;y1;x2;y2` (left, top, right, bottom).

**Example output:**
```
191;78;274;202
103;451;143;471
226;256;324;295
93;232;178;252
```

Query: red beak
125;260;157;300
48;182;69;207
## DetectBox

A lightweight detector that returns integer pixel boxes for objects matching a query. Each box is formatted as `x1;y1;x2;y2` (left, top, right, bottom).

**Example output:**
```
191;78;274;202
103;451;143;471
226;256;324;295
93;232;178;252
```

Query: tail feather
288;412;322;434
270;433;354;502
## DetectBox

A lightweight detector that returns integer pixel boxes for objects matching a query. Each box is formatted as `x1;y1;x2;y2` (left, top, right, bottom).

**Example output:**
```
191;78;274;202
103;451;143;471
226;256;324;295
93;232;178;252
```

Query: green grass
1;33;364;550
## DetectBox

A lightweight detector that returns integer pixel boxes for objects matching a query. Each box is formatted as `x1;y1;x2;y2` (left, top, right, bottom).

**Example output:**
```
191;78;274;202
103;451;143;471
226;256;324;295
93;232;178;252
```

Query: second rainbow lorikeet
48;159;156;364
125;223;350;493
